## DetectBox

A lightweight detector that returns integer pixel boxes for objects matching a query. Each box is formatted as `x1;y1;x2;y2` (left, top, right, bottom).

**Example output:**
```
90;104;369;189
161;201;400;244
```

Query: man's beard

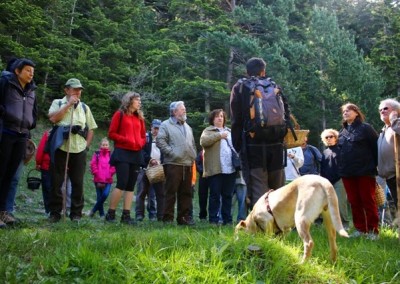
178;114;187;122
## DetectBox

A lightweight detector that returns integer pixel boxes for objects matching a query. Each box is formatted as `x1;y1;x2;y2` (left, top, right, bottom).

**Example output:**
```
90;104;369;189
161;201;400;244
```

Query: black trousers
0;133;26;211
49;149;87;217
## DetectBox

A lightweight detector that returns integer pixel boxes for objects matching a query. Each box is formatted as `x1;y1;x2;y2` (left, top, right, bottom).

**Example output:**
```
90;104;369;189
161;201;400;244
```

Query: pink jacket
90;149;116;183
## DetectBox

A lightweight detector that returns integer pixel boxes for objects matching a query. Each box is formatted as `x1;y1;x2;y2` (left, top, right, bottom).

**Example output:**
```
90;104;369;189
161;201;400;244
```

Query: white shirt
285;147;304;181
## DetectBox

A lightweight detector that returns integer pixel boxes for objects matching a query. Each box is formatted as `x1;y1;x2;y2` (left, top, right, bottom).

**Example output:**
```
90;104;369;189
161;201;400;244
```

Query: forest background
0;0;399;146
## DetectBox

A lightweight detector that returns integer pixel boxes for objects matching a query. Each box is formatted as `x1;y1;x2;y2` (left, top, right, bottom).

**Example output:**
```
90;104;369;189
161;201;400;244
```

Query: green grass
1;123;399;283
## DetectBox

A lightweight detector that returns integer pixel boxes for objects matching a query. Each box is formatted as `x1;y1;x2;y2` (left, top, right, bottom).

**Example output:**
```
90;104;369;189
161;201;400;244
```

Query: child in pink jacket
89;138;116;217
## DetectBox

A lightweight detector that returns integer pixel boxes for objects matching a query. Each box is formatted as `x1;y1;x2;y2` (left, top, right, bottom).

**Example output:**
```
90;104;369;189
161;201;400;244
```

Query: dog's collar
265;189;282;235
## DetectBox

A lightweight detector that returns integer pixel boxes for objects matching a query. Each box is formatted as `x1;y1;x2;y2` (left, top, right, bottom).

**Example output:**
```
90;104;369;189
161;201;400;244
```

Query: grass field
0;124;399;283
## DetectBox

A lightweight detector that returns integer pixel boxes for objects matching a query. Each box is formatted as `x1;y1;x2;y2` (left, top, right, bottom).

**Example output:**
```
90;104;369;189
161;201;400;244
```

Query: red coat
35;130;51;171
108;111;146;151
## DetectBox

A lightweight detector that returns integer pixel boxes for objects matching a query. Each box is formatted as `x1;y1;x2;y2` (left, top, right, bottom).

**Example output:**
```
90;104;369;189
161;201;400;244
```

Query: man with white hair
156;101;197;225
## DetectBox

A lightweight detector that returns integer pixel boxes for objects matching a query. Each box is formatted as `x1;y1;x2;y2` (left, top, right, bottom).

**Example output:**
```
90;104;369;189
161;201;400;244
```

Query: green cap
65;78;84;89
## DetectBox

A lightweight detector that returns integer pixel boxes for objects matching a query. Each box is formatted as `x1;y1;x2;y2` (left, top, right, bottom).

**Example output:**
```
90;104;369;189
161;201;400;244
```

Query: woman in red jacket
105;92;146;224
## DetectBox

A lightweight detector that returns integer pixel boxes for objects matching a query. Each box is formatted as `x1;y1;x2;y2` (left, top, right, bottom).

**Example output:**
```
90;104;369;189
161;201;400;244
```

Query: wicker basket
375;183;385;207
284;115;309;148
145;164;165;184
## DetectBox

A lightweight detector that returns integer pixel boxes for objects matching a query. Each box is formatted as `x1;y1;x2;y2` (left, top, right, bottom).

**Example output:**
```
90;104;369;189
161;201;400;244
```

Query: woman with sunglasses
377;99;400;214
338;103;379;240
320;128;351;229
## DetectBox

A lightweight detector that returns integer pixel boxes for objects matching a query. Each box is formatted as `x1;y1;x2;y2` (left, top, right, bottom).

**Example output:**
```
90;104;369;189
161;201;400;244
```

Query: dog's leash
265;189;283;234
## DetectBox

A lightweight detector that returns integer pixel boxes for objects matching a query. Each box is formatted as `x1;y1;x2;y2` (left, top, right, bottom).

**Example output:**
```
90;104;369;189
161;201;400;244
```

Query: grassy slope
0;122;399;283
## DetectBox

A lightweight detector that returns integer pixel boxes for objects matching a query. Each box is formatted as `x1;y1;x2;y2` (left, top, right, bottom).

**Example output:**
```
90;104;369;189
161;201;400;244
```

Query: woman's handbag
146;163;165;184
375;183;385;207
226;139;241;171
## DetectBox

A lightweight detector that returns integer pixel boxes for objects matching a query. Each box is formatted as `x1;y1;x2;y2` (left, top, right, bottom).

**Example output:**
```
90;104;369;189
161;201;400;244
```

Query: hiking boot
48;213;61;223
136;215;144;222
105;211;116;222
121;213;136;225
0;211;16;225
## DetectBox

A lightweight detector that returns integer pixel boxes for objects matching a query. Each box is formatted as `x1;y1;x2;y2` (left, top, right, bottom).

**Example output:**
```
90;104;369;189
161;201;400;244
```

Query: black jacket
320;145;340;184
338;119;378;177
0;71;37;135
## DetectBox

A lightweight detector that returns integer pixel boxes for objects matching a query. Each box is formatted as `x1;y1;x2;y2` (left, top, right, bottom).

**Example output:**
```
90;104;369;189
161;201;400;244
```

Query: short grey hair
169;101;184;116
379;98;400;112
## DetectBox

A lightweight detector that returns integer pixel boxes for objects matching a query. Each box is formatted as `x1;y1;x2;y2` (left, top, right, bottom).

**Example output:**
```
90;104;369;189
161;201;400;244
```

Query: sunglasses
379;107;389;112
325;135;335;139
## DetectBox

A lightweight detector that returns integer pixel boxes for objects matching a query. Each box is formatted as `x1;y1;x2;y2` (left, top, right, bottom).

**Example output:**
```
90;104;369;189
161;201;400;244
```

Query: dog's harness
265;189;283;235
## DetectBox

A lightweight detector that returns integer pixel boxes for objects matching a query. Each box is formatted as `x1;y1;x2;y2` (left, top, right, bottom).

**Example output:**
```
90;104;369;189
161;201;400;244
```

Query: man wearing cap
47;78;97;222
135;118;165;221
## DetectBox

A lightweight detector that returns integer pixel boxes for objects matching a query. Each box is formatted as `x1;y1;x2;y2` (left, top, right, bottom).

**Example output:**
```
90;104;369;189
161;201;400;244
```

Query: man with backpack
230;57;292;209
47;78;97;222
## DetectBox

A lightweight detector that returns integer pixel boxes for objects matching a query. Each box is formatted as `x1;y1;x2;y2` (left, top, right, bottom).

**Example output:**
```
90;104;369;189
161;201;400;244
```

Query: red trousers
342;176;379;234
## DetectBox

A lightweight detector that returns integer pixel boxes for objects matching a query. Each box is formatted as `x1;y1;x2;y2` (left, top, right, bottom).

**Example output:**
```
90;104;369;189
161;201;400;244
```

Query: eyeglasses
379;107;389;112
325;135;335;139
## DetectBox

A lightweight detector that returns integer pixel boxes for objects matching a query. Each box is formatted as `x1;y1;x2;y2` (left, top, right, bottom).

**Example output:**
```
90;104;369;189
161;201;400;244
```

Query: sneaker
136;215;144;222
70;215;81;222
0;211;16;225
178;217;195;226
349;230;364;238
0;219;6;228
88;210;95;218
366;233;379;241
149;217;157;222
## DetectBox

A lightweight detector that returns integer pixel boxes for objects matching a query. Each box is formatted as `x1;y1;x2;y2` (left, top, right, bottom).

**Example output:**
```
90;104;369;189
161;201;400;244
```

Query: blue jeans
41;170;52;214
6;161;24;213
91;183;112;217
232;183;247;222
208;172;236;224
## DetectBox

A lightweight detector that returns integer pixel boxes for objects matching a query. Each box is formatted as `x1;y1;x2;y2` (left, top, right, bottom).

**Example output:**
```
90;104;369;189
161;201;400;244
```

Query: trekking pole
394;133;400;239
61;103;76;220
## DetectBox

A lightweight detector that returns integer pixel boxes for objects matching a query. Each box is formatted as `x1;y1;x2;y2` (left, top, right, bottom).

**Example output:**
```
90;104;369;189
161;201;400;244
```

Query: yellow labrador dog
235;175;349;263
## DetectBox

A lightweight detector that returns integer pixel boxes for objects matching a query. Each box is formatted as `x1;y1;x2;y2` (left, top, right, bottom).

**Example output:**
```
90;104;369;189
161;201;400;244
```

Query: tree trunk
69;0;78;35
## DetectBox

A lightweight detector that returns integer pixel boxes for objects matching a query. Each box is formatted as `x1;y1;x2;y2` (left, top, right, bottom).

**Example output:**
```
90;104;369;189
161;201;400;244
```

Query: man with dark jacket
230;57;291;209
0;58;37;227
135;119;164;221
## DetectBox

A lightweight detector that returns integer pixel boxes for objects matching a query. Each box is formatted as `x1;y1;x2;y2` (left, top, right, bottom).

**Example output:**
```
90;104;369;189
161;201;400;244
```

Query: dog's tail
323;180;349;238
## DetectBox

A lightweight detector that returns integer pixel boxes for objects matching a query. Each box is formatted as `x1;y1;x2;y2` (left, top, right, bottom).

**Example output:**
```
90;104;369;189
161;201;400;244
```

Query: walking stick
61;104;76;220
394;133;400;239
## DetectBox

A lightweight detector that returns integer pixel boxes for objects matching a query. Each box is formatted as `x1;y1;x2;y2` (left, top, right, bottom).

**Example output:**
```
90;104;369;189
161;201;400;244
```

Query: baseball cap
65;78;84;89
152;119;162;128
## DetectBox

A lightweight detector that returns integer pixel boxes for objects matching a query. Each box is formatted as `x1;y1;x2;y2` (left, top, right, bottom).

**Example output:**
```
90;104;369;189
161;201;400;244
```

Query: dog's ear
238;220;247;228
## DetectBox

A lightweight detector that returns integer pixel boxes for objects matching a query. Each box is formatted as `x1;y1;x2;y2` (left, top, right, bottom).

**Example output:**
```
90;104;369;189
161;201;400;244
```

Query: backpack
240;77;288;142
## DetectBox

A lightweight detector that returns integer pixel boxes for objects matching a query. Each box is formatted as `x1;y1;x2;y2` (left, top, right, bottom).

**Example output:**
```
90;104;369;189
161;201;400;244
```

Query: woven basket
375;183;385;207
284;115;309;148
146;164;165;184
